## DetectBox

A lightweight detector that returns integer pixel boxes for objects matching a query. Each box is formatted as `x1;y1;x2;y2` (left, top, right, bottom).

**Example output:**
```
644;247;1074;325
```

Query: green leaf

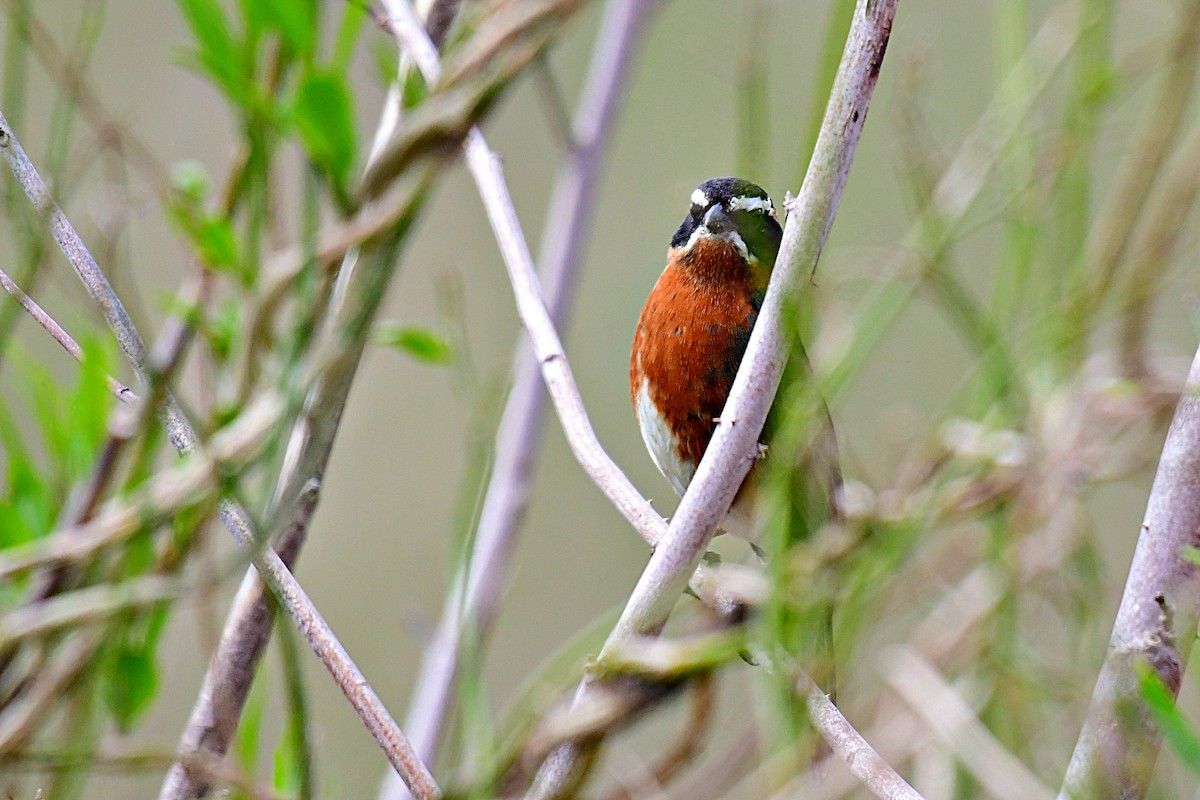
103;643;159;733
1138;662;1200;777
262;0;317;58
197;215;243;277
373;324;454;364
174;0;250;107
176;0;237;66
235;671;268;782
333;2;367;72
208;298;242;363
292;69;357;187
0;396;53;546
18;355;68;478
171;160;210;206
69;338;117;480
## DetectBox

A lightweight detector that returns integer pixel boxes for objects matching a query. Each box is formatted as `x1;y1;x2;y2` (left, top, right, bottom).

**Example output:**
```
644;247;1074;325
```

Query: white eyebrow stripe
691;188;709;207
728;194;776;215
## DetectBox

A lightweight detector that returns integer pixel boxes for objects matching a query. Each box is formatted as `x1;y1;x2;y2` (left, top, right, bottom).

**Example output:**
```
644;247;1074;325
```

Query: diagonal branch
1059;343;1200;799
800;670;926;800
0;112;442;800
887;648;1053;800
0;262;136;403
162;2;597;796
380;2;656;799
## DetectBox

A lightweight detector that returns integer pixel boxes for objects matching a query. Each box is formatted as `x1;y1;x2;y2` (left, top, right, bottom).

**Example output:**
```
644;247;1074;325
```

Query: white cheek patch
691;188;709;208
728;194;778;220
636;378;695;496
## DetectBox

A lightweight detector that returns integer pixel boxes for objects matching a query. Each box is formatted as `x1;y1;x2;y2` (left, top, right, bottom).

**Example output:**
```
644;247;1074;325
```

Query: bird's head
669;177;783;277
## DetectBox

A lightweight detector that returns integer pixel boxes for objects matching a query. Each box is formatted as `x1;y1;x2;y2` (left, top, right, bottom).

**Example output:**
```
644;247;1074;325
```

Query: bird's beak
702;204;734;236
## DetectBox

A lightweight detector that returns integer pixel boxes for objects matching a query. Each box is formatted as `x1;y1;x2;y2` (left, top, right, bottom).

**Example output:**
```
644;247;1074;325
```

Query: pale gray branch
800;671;926;800
0;263;136;403
382;2;656;799
1059;343;1200;799
0;111;441;800
887;648;1053;800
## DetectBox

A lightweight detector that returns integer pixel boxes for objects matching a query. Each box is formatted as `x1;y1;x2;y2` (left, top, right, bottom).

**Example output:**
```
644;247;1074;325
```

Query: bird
629;177;841;693
629;177;837;544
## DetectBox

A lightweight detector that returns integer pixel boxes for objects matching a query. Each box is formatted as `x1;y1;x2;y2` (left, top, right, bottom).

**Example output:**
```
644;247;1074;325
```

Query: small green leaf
197;215;242;276
0;398;52;546
103;644;159;733
373;324;454;364
273;716;303;796
174;0;251;107
171;160;210;206
208;298;242;363
235;673;268;780
19;356;68;477
69;338;117;480
176;0;237;66
1138;662;1200;777
292;69;357;187
333;2;367;72
261;0;317;58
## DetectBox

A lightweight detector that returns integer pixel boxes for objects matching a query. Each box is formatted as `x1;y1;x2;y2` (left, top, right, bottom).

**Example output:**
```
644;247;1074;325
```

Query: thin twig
0;392;282;581
0;631;103;756
0;574;188;647
0;112;443;800
164;1;594;796
365;0;663;532
600;675;714;800
887;648;1053;800
0;263;136;402
0;0;171;196
1118;124;1200;378
382;3;656;799
1059;343;1200;800
1075;0;1200;328
158;481;317;800
800;670;926;800
526;0;898;795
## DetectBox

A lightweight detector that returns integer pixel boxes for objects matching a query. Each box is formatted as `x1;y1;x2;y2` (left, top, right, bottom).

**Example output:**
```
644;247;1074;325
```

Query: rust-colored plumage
630;237;766;494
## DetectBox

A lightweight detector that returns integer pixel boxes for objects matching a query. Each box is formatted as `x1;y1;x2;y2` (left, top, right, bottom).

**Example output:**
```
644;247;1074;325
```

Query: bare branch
1059;344;1200;799
0;112;443;800
887;648;1053;800
157;483;317;800
797;671;925;800
380;3;655;799
0;0;171;197
0;393;282;580
526;0;898;795
0;263;136;403
378;0;669;545
0;631;104;756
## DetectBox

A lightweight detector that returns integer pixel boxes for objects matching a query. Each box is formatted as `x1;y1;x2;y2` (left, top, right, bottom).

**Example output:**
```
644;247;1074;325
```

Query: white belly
635;377;695;497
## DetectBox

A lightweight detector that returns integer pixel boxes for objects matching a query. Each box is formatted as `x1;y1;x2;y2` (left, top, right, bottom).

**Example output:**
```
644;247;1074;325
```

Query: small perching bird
629;176;842;692
629;177;838;543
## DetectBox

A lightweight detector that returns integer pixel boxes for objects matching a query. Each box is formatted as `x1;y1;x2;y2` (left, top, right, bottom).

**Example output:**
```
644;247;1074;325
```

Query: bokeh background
3;0;1199;797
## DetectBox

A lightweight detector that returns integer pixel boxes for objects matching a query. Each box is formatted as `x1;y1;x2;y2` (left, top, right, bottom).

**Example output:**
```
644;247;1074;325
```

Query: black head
669;177;783;266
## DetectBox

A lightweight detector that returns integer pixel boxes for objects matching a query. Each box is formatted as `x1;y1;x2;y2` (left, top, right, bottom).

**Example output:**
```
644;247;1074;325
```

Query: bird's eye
689;203;704;219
